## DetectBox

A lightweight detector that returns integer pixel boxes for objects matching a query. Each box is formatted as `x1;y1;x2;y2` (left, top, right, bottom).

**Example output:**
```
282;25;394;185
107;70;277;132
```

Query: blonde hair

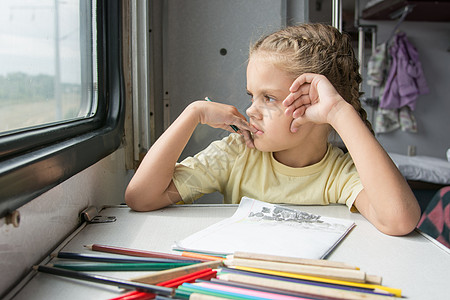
250;23;373;134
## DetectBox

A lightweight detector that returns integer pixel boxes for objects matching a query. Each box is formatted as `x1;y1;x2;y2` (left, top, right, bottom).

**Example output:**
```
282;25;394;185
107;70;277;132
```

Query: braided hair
250;23;374;134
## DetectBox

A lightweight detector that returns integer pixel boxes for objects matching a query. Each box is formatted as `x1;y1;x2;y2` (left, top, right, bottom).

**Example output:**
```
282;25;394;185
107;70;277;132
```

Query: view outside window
0;0;97;135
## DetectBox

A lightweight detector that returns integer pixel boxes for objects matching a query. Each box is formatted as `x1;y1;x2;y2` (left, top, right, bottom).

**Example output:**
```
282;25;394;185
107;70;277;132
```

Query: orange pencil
181;251;226;261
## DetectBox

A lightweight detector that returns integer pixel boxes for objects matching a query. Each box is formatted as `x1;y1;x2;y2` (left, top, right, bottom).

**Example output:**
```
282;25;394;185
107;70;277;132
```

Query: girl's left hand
282;73;345;132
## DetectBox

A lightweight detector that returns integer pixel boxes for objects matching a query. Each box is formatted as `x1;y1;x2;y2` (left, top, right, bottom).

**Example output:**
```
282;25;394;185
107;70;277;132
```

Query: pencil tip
84;244;93;249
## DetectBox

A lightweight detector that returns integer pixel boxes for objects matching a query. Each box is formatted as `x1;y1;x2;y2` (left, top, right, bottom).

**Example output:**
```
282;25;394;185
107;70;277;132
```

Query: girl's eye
266;96;276;103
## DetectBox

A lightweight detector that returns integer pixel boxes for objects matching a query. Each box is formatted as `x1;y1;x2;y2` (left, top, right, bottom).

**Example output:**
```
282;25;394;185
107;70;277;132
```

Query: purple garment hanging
380;32;428;110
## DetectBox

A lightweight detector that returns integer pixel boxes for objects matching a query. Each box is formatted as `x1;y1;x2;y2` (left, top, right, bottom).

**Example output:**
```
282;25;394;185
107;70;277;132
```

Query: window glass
0;0;97;135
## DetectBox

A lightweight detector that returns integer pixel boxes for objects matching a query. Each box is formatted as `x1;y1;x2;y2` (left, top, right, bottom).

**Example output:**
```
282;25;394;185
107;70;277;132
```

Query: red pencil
84;244;205;262
108;268;217;300
107;291;153;300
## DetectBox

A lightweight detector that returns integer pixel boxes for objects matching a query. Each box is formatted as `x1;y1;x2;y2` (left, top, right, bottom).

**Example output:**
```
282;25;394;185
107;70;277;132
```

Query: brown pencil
84;244;205;262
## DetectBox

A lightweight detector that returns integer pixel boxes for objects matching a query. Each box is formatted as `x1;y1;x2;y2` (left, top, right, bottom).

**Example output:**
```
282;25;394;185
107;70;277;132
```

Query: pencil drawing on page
249;206;322;223
247;204;347;233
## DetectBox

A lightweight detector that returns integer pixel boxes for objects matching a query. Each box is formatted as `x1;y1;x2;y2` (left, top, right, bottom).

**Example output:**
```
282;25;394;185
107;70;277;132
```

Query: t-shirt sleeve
172;133;245;204
332;152;364;211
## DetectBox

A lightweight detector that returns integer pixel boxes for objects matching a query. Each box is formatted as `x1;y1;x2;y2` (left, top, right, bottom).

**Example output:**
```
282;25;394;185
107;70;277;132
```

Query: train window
0;0;97;134
0;0;124;219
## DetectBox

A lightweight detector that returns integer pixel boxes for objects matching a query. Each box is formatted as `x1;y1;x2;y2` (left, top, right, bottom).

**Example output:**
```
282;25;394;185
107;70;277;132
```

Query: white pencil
225;257;368;283
232;251;359;270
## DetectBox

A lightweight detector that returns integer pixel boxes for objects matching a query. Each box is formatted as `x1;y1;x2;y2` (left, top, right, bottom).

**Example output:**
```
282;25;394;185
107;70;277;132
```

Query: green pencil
50;262;196;271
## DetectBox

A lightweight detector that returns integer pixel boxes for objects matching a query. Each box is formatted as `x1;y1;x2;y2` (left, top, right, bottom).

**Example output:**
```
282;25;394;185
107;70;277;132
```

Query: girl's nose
246;101;262;120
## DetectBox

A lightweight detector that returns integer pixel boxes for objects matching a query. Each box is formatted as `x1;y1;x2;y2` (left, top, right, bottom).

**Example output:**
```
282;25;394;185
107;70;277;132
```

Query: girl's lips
251;124;264;135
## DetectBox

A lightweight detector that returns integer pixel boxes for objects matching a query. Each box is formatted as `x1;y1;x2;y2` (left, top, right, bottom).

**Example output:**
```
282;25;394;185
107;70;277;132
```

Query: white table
8;204;450;300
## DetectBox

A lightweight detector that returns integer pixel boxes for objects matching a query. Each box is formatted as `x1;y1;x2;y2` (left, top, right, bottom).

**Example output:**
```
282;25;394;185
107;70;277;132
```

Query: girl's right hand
191;100;256;148
282;73;346;132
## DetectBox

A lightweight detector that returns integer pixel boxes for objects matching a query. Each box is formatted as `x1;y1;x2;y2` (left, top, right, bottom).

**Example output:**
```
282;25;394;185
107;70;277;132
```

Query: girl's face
246;53;311;153
247;53;326;158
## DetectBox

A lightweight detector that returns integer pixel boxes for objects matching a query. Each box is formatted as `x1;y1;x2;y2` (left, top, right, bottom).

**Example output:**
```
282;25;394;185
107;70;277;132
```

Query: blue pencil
35;265;174;296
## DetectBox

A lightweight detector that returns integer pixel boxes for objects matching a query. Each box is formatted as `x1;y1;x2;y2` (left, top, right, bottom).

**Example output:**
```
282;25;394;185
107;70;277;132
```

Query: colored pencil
231;266;401;297
189;294;230;300
176;283;260;300
50;261;196;271
108;291;154;300
182;251;226;261
220;266;394;297
110;269;218;300
154;296;175;300
55;251;200;264
216;273;396;299
232;251;359;270
207;278;319;299
196;281;316;300
178;282;311;300
34;265;174;296
84;244;205;262
157;268;217;288
219;267;389;295
225;257;369;283
132;260;223;285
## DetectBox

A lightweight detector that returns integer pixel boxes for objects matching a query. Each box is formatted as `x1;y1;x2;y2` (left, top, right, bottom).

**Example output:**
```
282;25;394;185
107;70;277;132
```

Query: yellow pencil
232;266;401;297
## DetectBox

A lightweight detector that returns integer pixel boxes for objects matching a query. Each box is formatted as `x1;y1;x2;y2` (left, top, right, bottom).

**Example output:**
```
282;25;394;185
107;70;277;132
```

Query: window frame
0;0;124;219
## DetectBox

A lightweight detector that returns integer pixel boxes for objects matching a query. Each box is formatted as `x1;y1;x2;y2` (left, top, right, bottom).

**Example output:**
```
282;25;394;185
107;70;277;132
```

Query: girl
125;24;421;236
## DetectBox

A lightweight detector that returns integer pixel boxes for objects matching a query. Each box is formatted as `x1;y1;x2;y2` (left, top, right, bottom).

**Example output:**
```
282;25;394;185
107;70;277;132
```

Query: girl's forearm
125;103;201;211
329;102;420;235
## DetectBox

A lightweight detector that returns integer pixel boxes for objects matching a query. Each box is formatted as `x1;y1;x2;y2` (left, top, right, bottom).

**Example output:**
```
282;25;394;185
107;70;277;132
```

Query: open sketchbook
173;197;355;259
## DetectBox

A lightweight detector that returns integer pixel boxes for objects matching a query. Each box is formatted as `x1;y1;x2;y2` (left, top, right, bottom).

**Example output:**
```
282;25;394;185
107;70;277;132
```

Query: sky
0;0;85;84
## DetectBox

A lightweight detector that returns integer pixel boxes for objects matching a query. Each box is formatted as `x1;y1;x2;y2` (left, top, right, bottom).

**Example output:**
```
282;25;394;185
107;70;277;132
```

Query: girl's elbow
381;220;417;236
125;185;151;211
379;208;421;236
125;184;170;212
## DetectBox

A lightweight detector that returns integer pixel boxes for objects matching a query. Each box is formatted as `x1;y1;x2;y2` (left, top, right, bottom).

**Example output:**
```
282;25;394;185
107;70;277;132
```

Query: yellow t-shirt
173;133;363;210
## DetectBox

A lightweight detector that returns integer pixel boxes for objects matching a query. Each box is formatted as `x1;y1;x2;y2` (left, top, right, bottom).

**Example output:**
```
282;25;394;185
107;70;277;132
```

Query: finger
216;124;237;133
283;84;311;107
231;117;257;133
289;74;310;93
292;104;310;119
290;117;307;133
289;73;323;93
241;130;255;148
284;95;311;116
